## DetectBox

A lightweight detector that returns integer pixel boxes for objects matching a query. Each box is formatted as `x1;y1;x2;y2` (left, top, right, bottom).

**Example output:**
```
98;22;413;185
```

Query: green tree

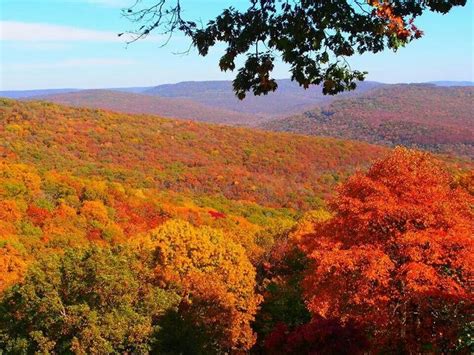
0;247;180;354
122;0;466;98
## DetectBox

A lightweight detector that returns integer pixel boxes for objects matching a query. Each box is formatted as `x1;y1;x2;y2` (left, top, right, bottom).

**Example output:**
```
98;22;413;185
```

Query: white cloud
5;58;136;70
0;21;124;42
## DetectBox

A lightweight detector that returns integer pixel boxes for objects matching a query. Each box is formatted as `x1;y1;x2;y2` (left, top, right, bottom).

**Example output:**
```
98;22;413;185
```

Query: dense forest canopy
0;99;473;352
122;0;467;97
0;99;388;210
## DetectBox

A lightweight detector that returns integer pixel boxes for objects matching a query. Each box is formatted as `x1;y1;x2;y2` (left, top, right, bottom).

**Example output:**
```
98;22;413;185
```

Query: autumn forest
1;0;473;353
0;94;472;353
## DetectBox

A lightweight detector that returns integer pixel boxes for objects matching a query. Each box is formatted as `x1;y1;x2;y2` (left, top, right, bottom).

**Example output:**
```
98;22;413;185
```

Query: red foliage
297;148;473;352
26;204;52;227
114;200;166;236
86;228;102;242
208;210;226;219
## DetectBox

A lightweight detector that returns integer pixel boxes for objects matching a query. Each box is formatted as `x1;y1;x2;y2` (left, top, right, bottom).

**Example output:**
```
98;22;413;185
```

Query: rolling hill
262;84;474;158
0;98;389;210
143;79;383;116
25;90;263;125
16;80;383;125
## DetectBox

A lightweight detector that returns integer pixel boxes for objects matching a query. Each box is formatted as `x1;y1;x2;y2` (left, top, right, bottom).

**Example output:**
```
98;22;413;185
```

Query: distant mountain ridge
141;79;383;116
4;79;385;126
2;79;383;118
262;84;474;159
25;89;263;125
1;79;471;101
0;88;81;99
428;81;474;87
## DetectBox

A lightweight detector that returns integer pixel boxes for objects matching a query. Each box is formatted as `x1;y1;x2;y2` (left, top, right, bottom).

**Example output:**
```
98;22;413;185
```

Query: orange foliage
0;245;27;291
297;148;473;351
0;200;21;223
80;200;109;224
369;0;423;41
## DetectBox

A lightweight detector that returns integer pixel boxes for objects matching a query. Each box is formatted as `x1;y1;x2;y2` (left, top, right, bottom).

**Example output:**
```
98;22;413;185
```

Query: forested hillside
0;98;472;353
263;85;474;158
0;99;383;349
0;97;388;300
16;84;473;160
0;99;388;210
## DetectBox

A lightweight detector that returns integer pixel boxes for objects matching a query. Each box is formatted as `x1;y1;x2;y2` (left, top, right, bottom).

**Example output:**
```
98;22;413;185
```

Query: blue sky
0;0;473;90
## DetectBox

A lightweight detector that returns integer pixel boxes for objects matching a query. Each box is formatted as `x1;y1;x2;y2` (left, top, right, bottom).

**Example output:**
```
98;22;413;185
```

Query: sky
0;0;473;90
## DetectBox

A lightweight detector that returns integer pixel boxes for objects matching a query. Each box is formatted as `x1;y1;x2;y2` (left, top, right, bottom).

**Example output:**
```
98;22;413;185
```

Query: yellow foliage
290;208;332;242
147;219;261;351
0;161;41;197
80;200;109;224
0;244;27;292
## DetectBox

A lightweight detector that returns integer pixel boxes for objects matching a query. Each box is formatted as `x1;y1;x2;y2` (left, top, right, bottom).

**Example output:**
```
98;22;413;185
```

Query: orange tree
296;148;473;352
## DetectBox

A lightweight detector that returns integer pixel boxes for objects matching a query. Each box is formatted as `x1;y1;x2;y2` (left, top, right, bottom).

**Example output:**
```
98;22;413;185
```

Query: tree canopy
1;99;473;353
122;0;467;98
0;247;180;353
295;148;474;352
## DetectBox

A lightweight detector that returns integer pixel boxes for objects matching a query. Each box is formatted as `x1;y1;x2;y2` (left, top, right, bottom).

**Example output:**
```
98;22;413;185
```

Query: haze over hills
3;79;383;126
0;88;82;99
1;79;470;102
142;79;384;116
262;84;474;159
428;81;474;87
1;79;383;119
25;90;263;125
